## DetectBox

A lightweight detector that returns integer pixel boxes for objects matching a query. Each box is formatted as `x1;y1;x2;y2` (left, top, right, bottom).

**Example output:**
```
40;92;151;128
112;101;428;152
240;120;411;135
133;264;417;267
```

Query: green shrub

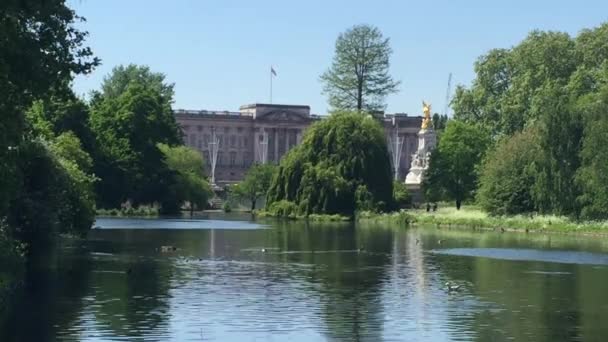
393;181;411;208
477;128;541;215
267;200;299;218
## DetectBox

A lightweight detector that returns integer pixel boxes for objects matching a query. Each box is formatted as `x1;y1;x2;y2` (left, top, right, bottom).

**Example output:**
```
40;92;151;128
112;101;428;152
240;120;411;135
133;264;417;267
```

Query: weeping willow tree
266;111;394;216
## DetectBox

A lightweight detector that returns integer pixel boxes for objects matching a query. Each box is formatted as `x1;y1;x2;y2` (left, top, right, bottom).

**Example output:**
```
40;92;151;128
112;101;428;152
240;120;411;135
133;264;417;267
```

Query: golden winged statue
421;101;432;129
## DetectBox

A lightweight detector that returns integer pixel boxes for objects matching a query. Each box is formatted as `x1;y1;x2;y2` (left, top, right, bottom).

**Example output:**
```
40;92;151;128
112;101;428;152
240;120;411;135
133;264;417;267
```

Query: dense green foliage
477;128;542;215
267;112;394;216
460;23;608;219
320;25;399;112
576;86;608;219
231;164;277;211
392;181;411;208
8;136;96;251
432;113;449;131
157;144;213;215
90;65;181;209
424;121;491;210
0;0;98;256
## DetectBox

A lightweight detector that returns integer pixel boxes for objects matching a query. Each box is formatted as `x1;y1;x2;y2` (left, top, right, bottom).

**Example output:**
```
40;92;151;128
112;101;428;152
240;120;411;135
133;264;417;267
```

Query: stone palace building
174;103;423;186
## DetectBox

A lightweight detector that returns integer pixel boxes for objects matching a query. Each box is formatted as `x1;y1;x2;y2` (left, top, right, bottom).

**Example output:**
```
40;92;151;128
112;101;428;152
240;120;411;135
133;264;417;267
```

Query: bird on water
445;282;461;292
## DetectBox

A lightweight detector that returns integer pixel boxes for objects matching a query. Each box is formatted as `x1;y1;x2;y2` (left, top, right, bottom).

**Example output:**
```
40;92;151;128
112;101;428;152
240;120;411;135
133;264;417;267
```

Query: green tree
452;31;576;136
49;132;97;236
90;67;180;209
1;1;98;255
8;135;96;252
424;120;491;209
96;64;175;102
267;112;394;216
576;85;608;219
231;164;277;211
477;128;542;215
26;92;96;154
0;0;98;221
157;144;212;215
530;83;583;216
432;113;448;131
320;24;400;112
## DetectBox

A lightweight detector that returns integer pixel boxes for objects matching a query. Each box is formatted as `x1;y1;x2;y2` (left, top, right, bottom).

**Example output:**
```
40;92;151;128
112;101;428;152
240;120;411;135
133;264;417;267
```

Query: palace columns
284;128;289;153
274;128;279;162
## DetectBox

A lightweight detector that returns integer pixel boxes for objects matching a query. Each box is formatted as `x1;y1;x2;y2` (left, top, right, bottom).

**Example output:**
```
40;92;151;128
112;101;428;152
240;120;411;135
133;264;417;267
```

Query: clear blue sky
70;0;607;116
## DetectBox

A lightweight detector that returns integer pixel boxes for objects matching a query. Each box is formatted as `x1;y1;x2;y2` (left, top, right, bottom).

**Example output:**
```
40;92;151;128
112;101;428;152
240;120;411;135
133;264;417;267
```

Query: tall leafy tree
231;164;276;211
424;120;491;209
1;0;98;217
96;64;175;102
26;92;96;153
530;83;583;216
320;24;400;112
450;22;608;218
576;84;608;219
267;112;394;216
452;31;576;136
0;0;98;252
158;144;212;215
91;75;180;208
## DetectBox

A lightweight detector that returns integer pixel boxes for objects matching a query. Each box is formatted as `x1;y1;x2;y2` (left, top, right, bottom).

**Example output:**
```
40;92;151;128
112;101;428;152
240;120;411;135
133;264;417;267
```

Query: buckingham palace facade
174;103;423;186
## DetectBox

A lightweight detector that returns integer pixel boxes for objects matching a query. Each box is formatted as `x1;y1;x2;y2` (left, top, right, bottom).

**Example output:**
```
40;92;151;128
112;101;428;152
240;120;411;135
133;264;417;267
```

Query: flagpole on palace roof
270;65;277;104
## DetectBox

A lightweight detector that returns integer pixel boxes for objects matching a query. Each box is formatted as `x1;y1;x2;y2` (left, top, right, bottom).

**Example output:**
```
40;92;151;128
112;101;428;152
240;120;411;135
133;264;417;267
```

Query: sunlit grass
409;205;608;234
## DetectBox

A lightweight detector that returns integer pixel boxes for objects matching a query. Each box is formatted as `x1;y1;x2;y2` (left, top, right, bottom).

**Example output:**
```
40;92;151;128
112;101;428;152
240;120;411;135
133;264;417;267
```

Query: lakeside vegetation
96;205;160;217
358;206;608;235
0;0;214;300
266;111;396;217
4;0;608;310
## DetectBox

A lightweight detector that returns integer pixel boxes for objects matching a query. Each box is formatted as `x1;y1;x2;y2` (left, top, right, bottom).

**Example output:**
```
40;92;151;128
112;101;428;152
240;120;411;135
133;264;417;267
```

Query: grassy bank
256;210;351;222
364;206;608;235
96;205;160;217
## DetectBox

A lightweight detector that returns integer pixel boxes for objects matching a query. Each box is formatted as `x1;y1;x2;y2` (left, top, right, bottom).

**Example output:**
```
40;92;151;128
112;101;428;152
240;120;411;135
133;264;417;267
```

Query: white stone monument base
405;167;424;185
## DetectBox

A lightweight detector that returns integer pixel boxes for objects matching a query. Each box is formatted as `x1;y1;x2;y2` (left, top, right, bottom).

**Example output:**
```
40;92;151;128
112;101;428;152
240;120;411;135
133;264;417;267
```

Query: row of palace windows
182;125;301;134
183;125;248;134
203;151;253;167
188;134;250;150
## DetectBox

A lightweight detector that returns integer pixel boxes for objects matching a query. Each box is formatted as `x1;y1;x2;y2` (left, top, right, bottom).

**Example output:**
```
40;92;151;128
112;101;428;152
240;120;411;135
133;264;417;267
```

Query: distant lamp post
389;122;404;180
256;130;268;164
207;128;220;186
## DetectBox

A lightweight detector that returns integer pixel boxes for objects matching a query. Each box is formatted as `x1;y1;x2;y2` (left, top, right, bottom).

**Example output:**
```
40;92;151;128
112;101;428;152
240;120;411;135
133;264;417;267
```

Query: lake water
2;214;608;341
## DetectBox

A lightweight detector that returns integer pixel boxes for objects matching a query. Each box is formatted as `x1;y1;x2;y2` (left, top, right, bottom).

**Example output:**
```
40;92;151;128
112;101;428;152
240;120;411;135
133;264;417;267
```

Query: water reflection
1;218;608;341
434;248;608;265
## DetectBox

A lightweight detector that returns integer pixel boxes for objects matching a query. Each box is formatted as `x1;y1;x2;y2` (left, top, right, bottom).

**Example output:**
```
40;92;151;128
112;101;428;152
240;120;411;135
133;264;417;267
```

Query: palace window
203;134;210;147
189;134;196;146
217;152;223;166
230;135;236;147
243;152;251;166
230;151;237;166
224;127;230;133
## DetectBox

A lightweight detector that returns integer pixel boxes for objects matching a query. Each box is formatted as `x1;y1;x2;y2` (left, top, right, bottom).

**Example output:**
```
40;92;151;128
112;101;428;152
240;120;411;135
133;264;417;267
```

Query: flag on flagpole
271;66;277;77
